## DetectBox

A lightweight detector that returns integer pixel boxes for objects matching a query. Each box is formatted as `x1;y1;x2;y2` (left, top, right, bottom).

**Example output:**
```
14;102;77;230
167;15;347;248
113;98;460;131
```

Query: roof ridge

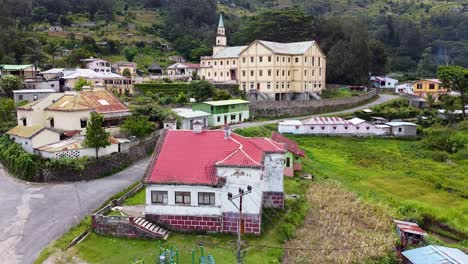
263;137;284;151
228;135;262;166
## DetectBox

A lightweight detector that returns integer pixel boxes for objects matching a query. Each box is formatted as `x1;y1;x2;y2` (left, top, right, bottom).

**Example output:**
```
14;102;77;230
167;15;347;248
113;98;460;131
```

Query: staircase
307;92;322;100
133;217;170;240
247;89;270;101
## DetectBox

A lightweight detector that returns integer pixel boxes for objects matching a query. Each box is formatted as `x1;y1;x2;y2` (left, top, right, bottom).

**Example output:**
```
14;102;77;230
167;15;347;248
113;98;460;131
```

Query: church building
200;14;327;101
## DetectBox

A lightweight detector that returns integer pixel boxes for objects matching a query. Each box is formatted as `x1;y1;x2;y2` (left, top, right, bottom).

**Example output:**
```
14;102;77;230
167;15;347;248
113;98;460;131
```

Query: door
286;157;291;168
230;69;236;81
224;115;228;124
257;83;260;90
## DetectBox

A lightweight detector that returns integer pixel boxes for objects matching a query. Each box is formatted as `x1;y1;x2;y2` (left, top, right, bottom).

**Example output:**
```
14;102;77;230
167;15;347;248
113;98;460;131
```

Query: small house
144;126;286;235
168;55;186;63
394;220;427;247
396;82;414;94
271;132;305;177
0;64;40;79
386;122;418;137
413;79;447;99
347;117;376;135
148;63;163;75
173;108;211;130
370;116;389;124
278;120;304;134
370;76;398;89
402;245;468;264
80;57;112;73
409;97;428;109
6;125;60;154
113;61;137;77
167;63;200;77
192;99;249;126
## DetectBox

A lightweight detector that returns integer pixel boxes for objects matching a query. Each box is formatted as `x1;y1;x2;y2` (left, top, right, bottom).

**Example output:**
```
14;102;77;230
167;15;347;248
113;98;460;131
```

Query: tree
121;116;154;138
83;112;110;159
438;65;468;117
189;80;214;101
0;75;24;97
23;40;46;77
426;93;435;108
368;39;387;75
74;78;92;91
122;68;131;78
123;46;138;62
45;41;62;67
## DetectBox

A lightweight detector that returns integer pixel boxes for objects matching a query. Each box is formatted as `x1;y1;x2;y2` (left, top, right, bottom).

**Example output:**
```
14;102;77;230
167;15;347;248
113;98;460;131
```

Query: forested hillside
0;0;466;85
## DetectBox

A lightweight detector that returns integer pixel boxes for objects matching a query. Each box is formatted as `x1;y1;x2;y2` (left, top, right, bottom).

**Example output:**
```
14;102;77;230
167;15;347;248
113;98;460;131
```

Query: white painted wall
263;153;285;193
279;123;378;136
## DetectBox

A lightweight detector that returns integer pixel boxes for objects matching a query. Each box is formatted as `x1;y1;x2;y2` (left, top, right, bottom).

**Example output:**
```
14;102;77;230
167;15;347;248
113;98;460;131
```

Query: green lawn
236;125;468;240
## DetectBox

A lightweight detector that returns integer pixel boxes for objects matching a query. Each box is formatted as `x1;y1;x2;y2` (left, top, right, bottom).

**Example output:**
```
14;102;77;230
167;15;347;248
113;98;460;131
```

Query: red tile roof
146;130;285;186
271;132;305;157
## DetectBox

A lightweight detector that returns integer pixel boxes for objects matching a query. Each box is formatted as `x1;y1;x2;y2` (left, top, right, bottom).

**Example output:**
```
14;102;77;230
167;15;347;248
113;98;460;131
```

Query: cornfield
283;181;397;263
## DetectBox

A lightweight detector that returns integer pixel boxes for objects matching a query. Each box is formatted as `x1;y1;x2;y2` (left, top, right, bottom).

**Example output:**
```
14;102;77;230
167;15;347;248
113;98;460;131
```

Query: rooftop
173;108;211;119
394;220;427;236
348;117;367;125
7;125;47;138
37;136;119;152
167;63;200;69
213;46;248;59
0;64;35;71
146;130;285;186
402;246;468;264
201;99;250;106
62;69;126;79
303;117;351;125
386;122;418;127
271;132;305;157
258;40;315;55
13;89;56;94
278;120;303;126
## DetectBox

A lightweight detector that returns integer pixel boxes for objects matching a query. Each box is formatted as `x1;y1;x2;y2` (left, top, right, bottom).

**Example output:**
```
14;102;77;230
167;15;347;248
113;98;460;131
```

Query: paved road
231;94;399;129
0;158;151;264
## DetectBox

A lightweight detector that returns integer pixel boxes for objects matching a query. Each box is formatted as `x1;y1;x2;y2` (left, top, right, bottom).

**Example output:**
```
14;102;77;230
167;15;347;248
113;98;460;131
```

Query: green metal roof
0;64;34;70
218;14;224;28
202;99;249;106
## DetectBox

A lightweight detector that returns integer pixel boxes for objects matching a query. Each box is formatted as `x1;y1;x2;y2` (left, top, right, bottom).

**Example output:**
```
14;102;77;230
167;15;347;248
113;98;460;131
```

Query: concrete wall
391;125;417;137
14;91;56;102
251;89;377;117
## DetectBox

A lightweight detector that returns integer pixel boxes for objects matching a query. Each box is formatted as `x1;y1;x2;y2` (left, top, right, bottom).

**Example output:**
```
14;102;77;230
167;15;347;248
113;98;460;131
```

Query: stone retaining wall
250;89;378;118
92;215;156;239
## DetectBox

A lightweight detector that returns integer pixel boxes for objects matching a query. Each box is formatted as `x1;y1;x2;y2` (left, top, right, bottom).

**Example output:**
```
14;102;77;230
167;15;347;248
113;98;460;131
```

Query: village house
112;61;138;77
370;76;398;90
144;125;286;234
6;125;61;154
168;55;186;63
200;14;326;101
413;79;447;99
24;78;60;92
278;117;415;137
394;220;427;247
166;63;200;79
192;99;250;126
13;89;57;102
0;64;40;79
15;89;131;135
148;62;163;76
271;132;305;177
395;82;414;94
80;57;112;73
61;68;134;95
172;108;211;130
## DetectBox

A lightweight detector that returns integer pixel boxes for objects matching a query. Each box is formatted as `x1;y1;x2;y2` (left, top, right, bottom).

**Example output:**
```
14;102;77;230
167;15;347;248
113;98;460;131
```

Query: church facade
200;14;327;101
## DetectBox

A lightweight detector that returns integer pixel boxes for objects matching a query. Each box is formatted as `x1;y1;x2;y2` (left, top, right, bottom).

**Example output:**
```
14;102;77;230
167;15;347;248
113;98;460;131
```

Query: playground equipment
193;246;215;264
156;241;179;264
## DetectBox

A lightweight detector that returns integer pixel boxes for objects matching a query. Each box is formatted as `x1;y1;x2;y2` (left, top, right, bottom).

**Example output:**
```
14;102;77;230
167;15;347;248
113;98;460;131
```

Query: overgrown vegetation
0;135;40;180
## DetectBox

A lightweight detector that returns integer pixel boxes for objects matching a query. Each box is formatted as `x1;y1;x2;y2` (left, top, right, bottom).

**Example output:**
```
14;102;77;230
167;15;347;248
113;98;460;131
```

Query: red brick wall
145;214;222;232
262;191;284;209
146;213;262;235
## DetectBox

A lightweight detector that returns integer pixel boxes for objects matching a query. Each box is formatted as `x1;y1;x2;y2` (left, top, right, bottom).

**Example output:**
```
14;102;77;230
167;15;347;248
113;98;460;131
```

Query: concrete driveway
232;94;399;129
0;158;150;264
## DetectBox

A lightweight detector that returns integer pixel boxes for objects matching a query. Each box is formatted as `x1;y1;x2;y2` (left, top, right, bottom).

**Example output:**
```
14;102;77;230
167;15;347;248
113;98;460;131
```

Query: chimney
192;119;203;134
224;125;231;139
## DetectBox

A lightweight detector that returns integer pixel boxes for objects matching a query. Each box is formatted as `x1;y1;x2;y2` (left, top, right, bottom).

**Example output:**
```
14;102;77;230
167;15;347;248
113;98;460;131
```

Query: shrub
121;116;155;138
0;135;40;180
420;128;465;153
279;223;296;241
396;203;424;225
136;82;189;97
45;157;88;171
212;89;231;101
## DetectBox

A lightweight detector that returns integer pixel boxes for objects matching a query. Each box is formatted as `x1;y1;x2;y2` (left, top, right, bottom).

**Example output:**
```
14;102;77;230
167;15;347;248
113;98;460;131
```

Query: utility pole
228;185;252;264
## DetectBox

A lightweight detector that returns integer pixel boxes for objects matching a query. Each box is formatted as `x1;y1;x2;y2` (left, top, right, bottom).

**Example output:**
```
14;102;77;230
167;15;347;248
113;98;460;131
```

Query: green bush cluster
420;127;466;154
136;82;190;97
279;197;308;242
44;157;88;171
0;135;40;180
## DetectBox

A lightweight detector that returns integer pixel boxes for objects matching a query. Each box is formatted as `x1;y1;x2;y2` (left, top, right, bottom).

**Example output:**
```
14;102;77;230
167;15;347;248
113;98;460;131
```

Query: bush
121;116;155;138
0;135;40;180
396;202;424;225
420;128;466;153
136;82;189;97
279;223;296;241
45;157;88;171
212;89;231;101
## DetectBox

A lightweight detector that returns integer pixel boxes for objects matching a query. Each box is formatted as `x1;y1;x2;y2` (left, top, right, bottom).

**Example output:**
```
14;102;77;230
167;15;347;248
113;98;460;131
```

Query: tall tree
23;40;46;77
0;75;24;97
45;41;62;68
438;65;468;117
83;112;110;159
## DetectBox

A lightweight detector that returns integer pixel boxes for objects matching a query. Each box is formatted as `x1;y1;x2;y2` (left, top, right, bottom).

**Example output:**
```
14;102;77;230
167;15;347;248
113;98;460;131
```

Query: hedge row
135;83;190;97
0;135;40;181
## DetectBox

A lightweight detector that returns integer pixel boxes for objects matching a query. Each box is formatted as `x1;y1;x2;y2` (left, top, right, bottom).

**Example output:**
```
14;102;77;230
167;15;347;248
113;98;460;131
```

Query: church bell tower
213;14;227;55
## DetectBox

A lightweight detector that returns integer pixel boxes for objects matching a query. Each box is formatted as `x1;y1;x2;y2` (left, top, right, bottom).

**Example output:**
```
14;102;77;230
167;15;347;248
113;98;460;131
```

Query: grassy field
236;125;468;243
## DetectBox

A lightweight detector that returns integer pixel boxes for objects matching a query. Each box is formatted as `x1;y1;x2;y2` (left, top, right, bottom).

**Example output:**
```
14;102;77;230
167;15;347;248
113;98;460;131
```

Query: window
214;72;217;77
22;118;27;126
220;61;223;66
18;95;23;100
250;82;254;89
175;192;191;205
282;57;285;62
366;127;370;130
333;127;337;130
282;70;285;76
227;71;229;77
220;72;223;77
151;191;168;204
276;83;279;89
345;126;348;130
398;128;402;132
242;82;246;89
217;116;221;122
242;57;246;63
233;60;236;65
288;57;291;63
287;82;290;89
268;56;272;62
267;82;271;89
312;57;315;66
321;126;325;130
276;70;280;77
50;118;54;128
312;70;315;76
268;70;272;76
80;119;87;128
259;56;263;62
250;57;254;63
417;83;422;89
304;70;307;77
288;70;290;76
319;69;322;76
305;57;308;63
226;60;229;65
259;70;263;77
295;57;299;63
318;57;321;66
198;192;215;206
231;114;236;120
250;70;254;77
281;82;285;89
277;56;280;62
429;84;435;90
208;72;211;77
214;61;217;66
242;70;246;77
356;127;360;130
311;126;314;130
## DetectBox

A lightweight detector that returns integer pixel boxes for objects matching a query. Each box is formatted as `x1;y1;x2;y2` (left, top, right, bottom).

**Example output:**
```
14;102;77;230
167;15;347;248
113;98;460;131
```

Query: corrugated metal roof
303;117;351;125
394;220;427;236
386;122;417;127
279;120;303;126
46;90;130;114
213;46;248;58
202;99;249;106
7;125;46;138
348;117;367;125
173;108;211;119
0;64;34;70
259;40;314;55
13;89;56;94
402;246;468;264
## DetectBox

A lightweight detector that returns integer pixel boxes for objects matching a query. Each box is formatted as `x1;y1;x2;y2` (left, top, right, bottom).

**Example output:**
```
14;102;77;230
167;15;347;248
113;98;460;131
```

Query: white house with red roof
144;125;286;235
167;62;200;79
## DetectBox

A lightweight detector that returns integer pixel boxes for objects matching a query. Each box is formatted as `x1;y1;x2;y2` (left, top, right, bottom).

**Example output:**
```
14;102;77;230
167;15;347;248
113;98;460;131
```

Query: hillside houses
144;125;286;234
